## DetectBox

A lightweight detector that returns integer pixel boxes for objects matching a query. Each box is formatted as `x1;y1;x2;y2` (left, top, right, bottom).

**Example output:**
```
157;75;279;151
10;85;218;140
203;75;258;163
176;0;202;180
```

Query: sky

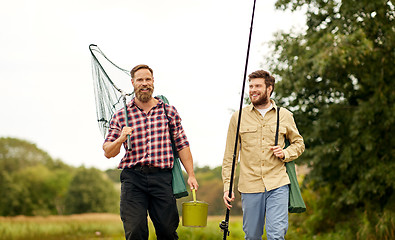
0;0;306;170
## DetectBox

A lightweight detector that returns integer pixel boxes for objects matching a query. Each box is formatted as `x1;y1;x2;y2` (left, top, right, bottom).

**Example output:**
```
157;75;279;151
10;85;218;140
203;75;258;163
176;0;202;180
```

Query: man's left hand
187;176;199;190
270;145;285;159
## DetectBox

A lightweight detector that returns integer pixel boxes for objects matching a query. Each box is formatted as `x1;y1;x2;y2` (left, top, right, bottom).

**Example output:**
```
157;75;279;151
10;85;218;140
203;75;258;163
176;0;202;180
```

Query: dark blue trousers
120;168;179;240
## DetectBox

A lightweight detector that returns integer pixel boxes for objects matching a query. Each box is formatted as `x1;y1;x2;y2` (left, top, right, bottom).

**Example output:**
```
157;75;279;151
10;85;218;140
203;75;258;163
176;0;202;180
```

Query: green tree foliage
0;137;119;216
11;166;72;215
105;168;122;183
0;137;73;216
267;0;395;236
65;167;119;214
0;137;53;172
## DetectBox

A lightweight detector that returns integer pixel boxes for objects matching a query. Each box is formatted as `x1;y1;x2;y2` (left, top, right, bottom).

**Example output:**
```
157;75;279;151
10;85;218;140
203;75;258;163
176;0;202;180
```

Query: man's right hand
119;127;133;142
103;127;133;158
223;191;235;210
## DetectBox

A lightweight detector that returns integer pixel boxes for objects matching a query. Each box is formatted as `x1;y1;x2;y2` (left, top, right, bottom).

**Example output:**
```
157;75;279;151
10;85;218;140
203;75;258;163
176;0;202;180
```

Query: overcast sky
0;0;306;170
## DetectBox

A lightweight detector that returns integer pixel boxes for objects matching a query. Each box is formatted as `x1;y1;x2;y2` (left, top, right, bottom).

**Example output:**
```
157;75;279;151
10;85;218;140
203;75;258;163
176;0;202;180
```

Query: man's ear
267;85;273;96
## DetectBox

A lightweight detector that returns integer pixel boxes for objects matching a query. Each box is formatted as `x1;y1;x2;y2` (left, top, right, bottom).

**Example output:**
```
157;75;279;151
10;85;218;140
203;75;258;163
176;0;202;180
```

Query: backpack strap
163;104;179;158
275;107;281;146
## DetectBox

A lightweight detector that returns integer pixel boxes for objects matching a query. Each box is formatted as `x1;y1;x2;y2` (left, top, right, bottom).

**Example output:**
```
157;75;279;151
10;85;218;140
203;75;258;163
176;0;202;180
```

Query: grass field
0;214;245;240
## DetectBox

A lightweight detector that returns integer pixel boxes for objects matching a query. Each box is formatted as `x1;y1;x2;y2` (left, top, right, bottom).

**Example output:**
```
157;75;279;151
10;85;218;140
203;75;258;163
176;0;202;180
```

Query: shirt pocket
270;126;287;145
239;126;258;147
152;114;167;130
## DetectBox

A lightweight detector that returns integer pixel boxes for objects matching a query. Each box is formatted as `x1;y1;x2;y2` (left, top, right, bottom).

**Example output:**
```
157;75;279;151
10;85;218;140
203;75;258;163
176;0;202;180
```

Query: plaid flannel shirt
104;98;189;169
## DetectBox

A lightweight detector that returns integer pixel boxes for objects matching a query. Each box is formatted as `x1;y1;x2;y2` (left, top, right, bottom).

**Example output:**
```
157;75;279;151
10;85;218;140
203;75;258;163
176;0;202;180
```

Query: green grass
176;216;244;240
0;214;244;240
0;213;365;240
0;214;125;240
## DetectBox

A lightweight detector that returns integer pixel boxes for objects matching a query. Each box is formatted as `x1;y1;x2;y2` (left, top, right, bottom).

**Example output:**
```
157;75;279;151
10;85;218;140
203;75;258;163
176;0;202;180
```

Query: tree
0;137;121;216
0;137;54;172
0;137;73;216
266;0;395;237
65;167;119;214
105;168;122;183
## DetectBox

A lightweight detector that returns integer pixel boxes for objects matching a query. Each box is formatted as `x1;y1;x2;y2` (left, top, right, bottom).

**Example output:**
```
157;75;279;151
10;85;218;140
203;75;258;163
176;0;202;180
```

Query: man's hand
270;145;285;159
187;176;199;191
103;127;133;158
223;191;235;210
119;127;133;142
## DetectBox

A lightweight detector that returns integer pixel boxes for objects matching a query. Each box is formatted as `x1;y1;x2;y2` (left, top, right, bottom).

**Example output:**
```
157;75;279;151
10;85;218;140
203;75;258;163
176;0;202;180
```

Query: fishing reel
219;220;229;236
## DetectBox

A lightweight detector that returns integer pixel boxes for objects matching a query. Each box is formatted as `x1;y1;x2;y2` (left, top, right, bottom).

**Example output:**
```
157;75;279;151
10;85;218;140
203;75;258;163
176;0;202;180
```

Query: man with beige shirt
222;70;305;240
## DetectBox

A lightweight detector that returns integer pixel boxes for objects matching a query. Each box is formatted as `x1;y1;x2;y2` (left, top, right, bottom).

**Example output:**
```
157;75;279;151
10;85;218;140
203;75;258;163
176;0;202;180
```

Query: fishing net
89;44;134;138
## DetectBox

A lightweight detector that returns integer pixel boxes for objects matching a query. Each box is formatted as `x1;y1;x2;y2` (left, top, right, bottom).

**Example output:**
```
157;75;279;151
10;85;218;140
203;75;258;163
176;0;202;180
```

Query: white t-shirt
256;103;273;118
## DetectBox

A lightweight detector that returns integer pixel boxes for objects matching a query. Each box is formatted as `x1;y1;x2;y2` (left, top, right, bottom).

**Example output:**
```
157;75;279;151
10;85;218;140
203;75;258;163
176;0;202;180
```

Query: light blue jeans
241;185;289;240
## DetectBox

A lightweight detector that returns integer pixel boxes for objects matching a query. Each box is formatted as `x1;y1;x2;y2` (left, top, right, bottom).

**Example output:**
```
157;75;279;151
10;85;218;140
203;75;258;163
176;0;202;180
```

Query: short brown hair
130;64;153;78
248;70;275;96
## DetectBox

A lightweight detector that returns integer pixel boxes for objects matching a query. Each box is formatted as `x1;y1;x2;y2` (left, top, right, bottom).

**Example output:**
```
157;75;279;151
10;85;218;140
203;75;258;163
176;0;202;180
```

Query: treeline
0;137;237;216
0;137;118;216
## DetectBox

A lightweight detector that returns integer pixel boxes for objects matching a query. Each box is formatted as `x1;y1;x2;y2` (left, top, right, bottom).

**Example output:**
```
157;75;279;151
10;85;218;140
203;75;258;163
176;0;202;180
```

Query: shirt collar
128;97;164;109
248;99;277;112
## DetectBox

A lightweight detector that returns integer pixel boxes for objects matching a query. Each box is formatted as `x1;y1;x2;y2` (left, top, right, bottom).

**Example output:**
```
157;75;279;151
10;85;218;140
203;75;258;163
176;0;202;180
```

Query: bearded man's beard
251;91;269;106
135;85;154;103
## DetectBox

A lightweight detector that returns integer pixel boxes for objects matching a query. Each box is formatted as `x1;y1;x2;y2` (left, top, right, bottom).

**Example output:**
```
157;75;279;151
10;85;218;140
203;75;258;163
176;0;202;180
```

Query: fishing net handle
122;95;132;150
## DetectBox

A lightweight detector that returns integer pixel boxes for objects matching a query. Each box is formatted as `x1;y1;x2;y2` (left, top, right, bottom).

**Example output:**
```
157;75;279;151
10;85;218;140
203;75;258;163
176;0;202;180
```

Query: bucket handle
192;189;197;202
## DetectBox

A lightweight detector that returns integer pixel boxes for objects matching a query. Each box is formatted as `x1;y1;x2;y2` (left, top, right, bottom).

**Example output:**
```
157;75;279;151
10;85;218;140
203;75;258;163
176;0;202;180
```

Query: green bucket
182;189;208;227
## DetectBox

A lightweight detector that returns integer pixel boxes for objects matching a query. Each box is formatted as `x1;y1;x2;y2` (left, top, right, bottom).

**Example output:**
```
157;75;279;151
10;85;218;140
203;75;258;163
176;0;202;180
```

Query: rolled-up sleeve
104;114;121;143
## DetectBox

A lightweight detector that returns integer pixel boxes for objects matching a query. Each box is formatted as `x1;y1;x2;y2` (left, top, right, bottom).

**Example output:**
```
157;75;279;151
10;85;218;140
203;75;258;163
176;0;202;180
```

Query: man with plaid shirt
103;64;199;240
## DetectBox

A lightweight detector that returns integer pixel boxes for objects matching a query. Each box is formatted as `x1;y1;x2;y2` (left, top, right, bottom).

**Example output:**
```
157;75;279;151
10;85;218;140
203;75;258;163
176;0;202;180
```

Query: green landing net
89;44;134;138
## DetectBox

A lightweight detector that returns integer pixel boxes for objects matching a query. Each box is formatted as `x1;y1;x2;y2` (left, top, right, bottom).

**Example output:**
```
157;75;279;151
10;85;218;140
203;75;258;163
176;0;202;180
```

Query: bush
65;167;119;214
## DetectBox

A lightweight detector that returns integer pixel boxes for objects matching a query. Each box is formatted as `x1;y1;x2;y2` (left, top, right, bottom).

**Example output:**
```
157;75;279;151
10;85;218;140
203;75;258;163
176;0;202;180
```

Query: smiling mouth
139;87;151;92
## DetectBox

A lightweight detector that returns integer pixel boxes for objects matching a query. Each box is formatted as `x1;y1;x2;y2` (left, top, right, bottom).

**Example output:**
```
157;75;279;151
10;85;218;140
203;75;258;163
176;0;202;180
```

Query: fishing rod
219;0;257;239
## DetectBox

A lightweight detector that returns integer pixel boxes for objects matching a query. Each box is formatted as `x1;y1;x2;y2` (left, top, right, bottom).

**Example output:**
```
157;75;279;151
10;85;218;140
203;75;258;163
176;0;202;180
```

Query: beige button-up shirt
222;100;305;193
